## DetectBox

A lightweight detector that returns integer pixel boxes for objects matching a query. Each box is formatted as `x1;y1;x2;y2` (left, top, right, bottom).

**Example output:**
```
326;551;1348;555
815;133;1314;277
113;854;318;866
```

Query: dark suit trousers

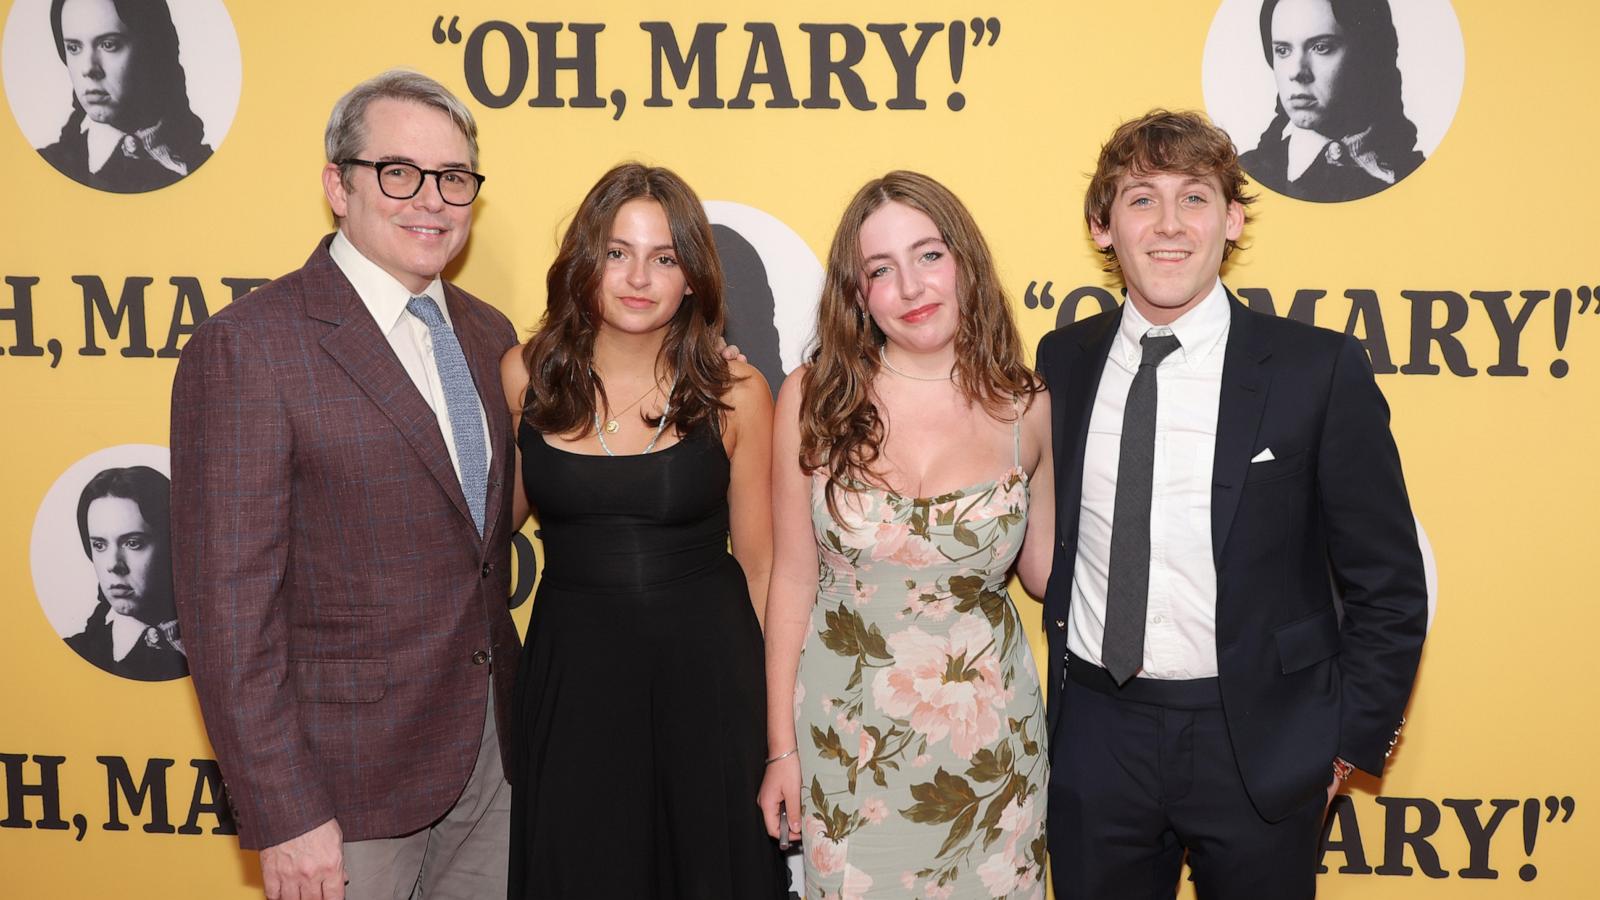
1048;654;1325;899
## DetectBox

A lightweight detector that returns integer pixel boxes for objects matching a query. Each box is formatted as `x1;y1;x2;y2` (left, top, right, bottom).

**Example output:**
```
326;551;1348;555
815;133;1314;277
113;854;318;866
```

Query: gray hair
324;69;479;180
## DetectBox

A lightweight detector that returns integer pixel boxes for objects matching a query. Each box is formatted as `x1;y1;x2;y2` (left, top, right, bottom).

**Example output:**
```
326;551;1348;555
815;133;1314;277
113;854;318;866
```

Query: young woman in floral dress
759;171;1055;898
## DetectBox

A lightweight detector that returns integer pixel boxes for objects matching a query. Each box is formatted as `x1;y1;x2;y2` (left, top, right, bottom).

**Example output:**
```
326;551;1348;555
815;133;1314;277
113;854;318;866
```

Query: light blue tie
407;295;487;535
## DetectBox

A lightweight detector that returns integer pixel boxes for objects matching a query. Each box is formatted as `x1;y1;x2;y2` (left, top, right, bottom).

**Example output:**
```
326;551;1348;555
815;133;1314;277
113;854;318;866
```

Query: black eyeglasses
339;159;486;206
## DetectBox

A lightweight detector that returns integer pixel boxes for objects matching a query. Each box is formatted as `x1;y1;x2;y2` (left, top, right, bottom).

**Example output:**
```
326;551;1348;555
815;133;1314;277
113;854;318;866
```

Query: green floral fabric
796;466;1047;899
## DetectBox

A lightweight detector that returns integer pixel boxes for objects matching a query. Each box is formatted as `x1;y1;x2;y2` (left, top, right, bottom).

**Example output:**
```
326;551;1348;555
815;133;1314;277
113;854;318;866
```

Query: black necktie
1102;331;1182;685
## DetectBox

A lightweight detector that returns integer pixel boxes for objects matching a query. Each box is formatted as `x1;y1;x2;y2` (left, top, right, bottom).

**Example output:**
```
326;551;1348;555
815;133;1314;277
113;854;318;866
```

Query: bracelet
765;748;798;766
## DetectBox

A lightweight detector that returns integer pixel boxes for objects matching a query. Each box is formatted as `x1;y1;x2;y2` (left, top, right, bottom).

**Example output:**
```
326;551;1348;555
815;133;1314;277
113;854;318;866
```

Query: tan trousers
342;691;510;900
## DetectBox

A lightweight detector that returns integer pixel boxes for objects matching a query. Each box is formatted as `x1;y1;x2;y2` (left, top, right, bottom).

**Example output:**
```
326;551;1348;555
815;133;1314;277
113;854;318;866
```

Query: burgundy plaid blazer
170;237;521;850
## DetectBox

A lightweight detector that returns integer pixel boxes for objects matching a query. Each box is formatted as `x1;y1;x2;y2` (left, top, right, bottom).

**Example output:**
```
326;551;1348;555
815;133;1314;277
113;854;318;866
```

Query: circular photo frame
1;0;242;194
705;199;825;396
30;443;188;682
1203;0;1465;203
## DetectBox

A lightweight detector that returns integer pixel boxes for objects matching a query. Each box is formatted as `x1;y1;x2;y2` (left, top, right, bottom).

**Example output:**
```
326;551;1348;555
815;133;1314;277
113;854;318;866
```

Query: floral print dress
796;428;1048;899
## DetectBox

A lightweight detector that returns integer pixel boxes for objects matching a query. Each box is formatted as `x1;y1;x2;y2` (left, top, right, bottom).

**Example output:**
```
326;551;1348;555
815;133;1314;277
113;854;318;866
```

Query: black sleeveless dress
508;421;785;899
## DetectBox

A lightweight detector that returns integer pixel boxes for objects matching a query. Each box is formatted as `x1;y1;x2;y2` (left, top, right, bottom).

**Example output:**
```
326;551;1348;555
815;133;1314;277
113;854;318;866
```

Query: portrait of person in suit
1036;109;1427;897
36;0;214;193
64;465;187;682
1238;0;1425;202
170;69;519;900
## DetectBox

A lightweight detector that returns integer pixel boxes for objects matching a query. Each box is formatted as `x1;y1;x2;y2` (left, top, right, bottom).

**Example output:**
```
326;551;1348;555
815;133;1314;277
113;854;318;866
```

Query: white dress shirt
1068;280;1229;679
328;231;491;487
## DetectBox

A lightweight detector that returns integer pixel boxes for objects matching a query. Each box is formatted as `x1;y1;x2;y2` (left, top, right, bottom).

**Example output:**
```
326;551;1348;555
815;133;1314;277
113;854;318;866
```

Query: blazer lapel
302;240;478;533
1056;309;1121;550
1211;294;1273;562
444;281;512;549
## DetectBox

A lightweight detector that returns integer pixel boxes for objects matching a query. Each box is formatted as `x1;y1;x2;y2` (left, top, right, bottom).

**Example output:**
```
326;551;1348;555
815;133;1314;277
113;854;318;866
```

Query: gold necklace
594;375;679;456
592;369;666;433
879;346;954;381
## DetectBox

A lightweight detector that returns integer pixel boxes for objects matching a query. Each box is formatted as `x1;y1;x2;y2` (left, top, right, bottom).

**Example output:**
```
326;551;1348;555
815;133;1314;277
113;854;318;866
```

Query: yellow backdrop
2;1;1594;897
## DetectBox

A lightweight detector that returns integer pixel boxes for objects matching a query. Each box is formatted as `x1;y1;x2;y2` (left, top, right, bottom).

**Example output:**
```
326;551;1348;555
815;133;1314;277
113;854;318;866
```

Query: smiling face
59;0;139;129
323;98;473;294
596;198;689;337
86;496;157;620
857;201;960;356
1091;170;1244;325
1271;0;1353;133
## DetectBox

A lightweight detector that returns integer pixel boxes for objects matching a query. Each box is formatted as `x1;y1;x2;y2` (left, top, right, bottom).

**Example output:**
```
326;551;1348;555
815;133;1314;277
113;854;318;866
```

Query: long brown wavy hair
520;163;731;437
801;171;1040;519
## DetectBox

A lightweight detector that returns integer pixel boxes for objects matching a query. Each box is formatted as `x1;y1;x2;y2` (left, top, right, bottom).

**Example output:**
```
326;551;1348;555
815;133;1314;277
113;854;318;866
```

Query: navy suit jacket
1035;294;1427;821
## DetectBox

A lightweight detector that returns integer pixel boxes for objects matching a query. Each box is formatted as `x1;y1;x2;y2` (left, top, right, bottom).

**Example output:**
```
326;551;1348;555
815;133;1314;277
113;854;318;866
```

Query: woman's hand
757;752;803;845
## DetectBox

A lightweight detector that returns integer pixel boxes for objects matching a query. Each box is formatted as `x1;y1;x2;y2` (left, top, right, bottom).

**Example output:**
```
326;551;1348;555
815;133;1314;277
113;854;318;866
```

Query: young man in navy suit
1036;109;1427;898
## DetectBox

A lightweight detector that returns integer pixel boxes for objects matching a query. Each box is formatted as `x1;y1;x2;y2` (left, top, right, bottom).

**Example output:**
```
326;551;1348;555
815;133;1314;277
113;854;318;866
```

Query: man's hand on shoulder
715;335;747;363
261;817;345;900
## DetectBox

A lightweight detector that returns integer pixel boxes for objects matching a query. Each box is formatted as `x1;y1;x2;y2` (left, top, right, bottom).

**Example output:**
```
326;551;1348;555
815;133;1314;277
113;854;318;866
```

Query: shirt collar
107;609;152;661
82;117;127;174
1115;279;1230;370
328;230;448;335
1283;121;1396;184
81;116;189;176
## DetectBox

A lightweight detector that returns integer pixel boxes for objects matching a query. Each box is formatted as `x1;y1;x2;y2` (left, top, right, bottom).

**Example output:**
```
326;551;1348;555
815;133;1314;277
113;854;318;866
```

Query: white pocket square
1250;448;1275;463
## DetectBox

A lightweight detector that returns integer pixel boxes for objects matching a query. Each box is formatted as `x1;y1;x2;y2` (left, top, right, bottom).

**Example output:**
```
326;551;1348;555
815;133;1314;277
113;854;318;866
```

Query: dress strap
1011;395;1022;468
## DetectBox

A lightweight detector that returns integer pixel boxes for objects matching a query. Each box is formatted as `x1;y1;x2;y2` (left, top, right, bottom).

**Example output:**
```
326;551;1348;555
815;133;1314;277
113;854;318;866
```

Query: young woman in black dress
499;163;785;898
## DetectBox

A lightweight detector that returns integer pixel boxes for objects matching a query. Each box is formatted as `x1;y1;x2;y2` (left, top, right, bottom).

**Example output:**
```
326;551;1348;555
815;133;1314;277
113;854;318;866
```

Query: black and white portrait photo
1203;0;1465;203
1;0;240;194
705;200;824;396
30;446;187;682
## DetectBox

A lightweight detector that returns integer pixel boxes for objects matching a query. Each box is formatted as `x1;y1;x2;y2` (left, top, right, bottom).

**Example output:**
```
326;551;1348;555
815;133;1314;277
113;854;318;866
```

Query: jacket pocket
291;607;384;661
1244;448;1308;484
291;658;388;703
1273;605;1340;674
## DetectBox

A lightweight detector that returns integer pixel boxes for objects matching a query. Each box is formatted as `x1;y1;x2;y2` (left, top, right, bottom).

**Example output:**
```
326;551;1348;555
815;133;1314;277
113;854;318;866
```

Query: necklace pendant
605;419;620;434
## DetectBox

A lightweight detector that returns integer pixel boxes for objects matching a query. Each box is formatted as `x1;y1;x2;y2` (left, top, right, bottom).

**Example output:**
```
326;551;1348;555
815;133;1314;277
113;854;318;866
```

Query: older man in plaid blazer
170;70;520;900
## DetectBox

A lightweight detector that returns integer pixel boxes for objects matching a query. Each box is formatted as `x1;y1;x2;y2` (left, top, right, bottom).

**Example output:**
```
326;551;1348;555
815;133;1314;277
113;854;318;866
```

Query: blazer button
1054;619;1066;630
481;562;493;578
471;649;489;666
